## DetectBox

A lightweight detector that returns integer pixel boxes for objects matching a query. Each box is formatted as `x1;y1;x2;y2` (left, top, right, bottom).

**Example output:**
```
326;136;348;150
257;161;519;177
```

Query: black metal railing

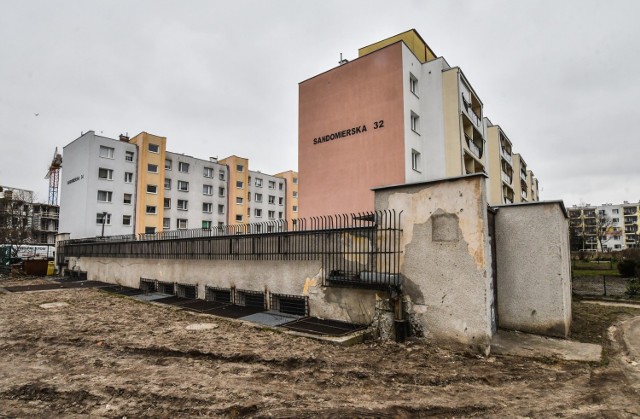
58;210;403;289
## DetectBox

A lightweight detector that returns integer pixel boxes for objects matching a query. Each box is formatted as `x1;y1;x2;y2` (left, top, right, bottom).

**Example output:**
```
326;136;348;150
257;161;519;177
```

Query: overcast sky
1;0;639;208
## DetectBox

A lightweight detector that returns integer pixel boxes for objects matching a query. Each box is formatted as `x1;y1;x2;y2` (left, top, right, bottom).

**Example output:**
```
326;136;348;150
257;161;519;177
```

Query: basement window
235;289;265;309
270;293;309;316
206;286;233;304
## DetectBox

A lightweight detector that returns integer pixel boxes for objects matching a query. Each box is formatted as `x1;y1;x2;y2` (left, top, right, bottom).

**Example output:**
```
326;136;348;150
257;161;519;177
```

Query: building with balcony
59;131;292;239
568;201;639;250
298;29;540;218
0;186;59;245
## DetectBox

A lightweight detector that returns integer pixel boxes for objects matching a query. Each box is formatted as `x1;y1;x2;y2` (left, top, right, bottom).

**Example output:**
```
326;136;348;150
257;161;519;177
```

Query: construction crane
45;148;63;206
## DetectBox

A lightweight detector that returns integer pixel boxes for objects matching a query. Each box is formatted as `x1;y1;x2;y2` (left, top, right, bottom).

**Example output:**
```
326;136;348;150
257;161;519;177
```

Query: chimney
209;157;218;163
119;134;130;142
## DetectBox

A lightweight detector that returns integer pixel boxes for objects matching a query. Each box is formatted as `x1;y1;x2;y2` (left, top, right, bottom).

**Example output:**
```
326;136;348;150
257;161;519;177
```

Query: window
279;183;284;191
98;168;113;180
613;209;620;214
410;112;420;133
177;219;188;229
236;164;244;172
278;211;283;218
177;200;188;210
236;197;244;204
203;203;213;213
268;195;275;204
202;220;212;229
145;227;156;234
235;214;243;222
97;190;112;202
146;184;158;194
177;181;189;191
268;210;275;220
122;215;131;226
255;208;262;218
124;172;133;183
218;204;224;214
178;162;189;173
148;143;159;153
292;191;298;198
613;218;620;223
165;159;172;170
99;146;114;159
236;181;244;189
96;212;111;225
293;205;298;213
278;197;283;205
203;167;214;178
203;184;213;195
147;164;158;173
125;151;134;162
123;193;132;205
146;206;157;214
248;192;251;201
163;218;170;229
293;177;298;185
409;73;418;96
268;181;275;189
218;187;225;197
255;178;263;187
219;170;226;181
164;198;171;209
96;213;111;224
411;149;421;172
164;178;171;190
255;193;263;203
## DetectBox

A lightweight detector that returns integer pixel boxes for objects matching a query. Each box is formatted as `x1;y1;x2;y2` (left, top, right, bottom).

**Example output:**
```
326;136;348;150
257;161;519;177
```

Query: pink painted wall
298;43;406;219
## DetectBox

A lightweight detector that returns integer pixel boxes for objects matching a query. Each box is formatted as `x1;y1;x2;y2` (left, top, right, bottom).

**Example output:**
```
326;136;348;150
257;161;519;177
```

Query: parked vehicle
0;244;55;265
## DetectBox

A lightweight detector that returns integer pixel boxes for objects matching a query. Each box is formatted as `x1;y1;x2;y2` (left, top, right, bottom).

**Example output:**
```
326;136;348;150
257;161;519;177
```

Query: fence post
603;274;607;296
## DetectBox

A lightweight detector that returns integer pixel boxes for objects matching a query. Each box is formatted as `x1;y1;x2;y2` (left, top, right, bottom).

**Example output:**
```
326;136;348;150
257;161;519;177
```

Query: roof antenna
339;53;349;65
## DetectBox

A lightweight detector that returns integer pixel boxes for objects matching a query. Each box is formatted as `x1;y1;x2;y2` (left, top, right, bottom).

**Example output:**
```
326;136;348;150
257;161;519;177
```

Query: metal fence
58;210;403;289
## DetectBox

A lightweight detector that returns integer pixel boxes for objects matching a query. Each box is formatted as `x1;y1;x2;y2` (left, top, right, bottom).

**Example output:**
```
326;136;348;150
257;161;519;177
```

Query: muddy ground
1;279;639;418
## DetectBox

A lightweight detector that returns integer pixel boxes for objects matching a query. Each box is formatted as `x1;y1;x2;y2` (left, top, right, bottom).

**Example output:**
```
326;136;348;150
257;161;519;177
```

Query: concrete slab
582;300;640;310
491;330;602;362
240;311;302;327
131;292;172;302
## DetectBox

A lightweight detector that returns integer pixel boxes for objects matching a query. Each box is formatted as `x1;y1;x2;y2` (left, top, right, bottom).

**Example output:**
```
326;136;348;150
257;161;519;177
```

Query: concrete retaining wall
70;257;382;325
493;201;572;337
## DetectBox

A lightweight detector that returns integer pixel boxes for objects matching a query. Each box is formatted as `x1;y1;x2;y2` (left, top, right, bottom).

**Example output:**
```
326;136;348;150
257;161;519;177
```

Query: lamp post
101;212;108;238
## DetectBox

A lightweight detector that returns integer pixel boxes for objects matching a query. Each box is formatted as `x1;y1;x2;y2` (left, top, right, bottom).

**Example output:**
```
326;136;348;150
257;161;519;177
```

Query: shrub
626;279;640;298
618;259;638;278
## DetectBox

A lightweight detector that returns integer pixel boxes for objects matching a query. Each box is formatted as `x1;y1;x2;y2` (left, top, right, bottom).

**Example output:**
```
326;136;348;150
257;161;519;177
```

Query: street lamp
101;212;108;238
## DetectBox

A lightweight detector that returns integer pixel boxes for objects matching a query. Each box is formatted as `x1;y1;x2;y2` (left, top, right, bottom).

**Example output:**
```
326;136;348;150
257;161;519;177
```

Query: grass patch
572;261;620;277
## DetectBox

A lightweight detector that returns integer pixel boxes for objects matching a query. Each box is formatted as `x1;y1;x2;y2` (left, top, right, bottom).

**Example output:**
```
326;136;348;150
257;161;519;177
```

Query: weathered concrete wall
374;174;495;352
493;202;572;337
69;257;382;325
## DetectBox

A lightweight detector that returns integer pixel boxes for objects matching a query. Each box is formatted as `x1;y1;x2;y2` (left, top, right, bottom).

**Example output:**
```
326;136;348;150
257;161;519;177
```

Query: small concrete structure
374;174;495;352
492;201;571;337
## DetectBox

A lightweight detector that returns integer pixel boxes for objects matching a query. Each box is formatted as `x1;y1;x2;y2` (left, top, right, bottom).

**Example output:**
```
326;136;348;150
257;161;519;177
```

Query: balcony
465;134;483;159
624;207;638;215
584;211;596;218
501;171;513;185
520;170;527;181
625;225;638;233
461;96;482;128
625;216;638;224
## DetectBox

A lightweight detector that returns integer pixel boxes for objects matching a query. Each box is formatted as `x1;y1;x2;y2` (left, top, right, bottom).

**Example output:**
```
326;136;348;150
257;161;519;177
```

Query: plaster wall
374;175;495;352
493;202;572;337
70;257;381;325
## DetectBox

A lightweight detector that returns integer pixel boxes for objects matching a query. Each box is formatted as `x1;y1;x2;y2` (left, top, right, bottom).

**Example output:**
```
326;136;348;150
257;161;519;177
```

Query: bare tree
595;212;615;252
0;188;36;262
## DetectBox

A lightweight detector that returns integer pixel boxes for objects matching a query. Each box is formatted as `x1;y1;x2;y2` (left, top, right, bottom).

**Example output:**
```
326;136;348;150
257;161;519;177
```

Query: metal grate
139;278;157;293
176;283;198;299
205;286;233;304
281;317;366;336
157;281;175;295
235;289;265;309
270;293;309;316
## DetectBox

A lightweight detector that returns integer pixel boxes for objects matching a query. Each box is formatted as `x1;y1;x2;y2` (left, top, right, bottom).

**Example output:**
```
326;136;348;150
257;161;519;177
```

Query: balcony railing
501;171;512;185
520;170;527;181
465;135;482;159
625;216;638;224
501;149;513;164
624;207;638;215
